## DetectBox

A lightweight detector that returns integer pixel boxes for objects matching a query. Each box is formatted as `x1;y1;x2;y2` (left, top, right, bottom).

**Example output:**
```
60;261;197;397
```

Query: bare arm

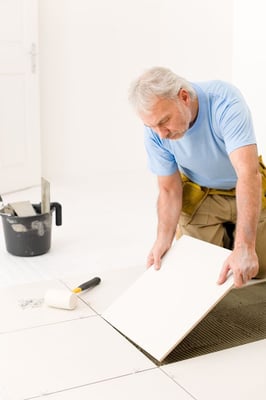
218;144;261;287
147;170;183;269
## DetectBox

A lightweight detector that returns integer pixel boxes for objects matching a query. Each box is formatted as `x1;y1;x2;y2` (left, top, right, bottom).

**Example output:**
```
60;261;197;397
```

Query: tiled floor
0;176;265;399
0;279;95;333
0;317;154;399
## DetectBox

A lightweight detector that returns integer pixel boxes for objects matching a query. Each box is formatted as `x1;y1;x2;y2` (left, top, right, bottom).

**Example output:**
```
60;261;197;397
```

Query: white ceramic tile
245;277;266;287
62;265;144;314
162;339;266;400
103;235;234;362
44;368;194;400
0;316;154;399
0;280;95;333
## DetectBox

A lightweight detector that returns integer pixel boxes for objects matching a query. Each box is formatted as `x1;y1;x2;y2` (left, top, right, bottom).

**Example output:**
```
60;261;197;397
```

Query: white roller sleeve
44;289;78;310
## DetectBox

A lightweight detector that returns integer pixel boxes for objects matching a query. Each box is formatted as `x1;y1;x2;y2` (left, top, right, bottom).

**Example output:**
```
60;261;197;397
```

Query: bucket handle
50;202;62;226
33;202;62;226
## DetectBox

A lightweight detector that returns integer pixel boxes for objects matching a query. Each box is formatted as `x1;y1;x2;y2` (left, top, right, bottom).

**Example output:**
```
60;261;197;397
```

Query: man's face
140;90;193;140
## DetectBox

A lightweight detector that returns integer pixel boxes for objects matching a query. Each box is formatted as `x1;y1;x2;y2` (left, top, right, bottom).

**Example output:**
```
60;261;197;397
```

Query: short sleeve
213;84;256;154
144;126;178;176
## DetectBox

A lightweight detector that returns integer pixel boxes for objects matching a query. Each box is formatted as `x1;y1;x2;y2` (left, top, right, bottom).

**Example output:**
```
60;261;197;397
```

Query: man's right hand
146;240;172;270
147;171;182;270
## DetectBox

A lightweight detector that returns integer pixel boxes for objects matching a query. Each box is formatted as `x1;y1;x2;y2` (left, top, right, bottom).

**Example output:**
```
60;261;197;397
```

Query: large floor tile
103;236;234;362
0;279;95;333
62;265;144;314
162;339;266;400
0;316;154;399
161;281;266;363
43;369;194;400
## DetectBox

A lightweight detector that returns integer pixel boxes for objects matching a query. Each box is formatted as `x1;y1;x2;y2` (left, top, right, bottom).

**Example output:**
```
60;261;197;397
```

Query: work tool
44;277;101;310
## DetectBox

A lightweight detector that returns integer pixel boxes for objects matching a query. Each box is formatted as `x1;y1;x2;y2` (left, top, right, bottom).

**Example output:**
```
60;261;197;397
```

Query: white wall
39;0;160;182
233;0;266;155
39;0;233;182
159;0;233;81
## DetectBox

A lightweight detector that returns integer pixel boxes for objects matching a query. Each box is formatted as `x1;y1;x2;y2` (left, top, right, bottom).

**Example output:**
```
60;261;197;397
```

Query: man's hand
217;247;259;288
146;240;172;270
223;145;261;288
147;171;182;270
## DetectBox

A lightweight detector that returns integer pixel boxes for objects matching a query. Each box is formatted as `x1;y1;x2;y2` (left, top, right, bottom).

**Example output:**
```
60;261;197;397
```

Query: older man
129;66;266;288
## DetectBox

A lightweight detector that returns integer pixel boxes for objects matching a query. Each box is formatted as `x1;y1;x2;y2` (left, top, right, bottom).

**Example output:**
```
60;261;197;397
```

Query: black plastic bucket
1;202;62;257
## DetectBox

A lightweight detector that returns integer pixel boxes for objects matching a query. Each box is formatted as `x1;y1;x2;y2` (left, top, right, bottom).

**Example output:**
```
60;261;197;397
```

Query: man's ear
178;88;190;103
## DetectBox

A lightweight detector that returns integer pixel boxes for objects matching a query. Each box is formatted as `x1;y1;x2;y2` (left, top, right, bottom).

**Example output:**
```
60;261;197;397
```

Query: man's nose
156;126;170;139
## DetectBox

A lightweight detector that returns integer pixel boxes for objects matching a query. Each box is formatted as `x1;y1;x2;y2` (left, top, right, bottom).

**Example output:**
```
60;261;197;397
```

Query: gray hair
128;66;196;114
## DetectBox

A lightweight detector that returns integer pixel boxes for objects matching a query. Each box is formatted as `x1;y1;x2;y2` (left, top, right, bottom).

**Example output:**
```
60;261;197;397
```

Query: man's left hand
217;247;259;288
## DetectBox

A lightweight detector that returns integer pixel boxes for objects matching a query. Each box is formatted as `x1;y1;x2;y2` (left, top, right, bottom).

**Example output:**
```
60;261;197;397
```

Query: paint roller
44;277;101;310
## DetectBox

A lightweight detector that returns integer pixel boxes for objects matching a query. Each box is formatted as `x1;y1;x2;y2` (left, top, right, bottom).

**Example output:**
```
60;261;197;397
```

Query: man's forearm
156;189;182;246
234;173;261;249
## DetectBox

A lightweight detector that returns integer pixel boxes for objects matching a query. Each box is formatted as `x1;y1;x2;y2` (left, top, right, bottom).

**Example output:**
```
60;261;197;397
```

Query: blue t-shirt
144;80;256;189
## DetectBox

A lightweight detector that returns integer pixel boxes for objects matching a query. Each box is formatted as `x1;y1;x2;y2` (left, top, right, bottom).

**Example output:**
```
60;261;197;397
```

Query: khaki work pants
178;194;266;278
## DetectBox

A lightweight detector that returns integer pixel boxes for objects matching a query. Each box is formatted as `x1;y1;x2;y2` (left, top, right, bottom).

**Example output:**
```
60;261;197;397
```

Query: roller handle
74;277;101;293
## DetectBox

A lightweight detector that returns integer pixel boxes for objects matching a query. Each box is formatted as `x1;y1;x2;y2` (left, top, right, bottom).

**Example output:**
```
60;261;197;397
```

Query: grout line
59;278;102;315
24;368;158;400
159;367;198;400
1;184;40;196
0;314;98;336
99;313;161;367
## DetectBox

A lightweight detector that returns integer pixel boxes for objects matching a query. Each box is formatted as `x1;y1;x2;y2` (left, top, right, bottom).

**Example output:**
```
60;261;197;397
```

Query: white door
0;0;41;194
